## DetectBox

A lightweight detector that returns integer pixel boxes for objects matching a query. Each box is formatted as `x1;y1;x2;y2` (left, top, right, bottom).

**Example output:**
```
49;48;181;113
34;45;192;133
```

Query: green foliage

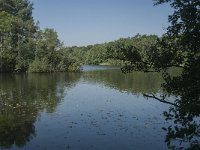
101;59;125;66
62;46;86;66
29;28;80;73
105;35;158;68
0;0;36;72
28;58;50;73
64;34;158;66
121;0;200;149
0;0;80;73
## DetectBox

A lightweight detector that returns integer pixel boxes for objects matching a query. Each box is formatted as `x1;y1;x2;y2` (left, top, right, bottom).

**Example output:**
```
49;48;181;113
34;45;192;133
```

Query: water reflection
0;67;192;150
83;69;163;95
81;67;200;149
0;73;81;149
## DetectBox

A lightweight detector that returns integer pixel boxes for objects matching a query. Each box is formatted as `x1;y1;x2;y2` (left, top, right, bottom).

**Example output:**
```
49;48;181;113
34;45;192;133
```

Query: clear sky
31;0;172;46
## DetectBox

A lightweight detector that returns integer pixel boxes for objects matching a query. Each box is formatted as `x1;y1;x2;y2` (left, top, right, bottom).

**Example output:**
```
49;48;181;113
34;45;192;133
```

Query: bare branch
143;93;178;107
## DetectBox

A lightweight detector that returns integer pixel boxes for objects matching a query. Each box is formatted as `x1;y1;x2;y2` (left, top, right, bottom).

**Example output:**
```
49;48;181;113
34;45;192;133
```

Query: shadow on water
81;67;200;149
0;66;198;149
161;68;200;149
82;68;178;95
0;73;81;149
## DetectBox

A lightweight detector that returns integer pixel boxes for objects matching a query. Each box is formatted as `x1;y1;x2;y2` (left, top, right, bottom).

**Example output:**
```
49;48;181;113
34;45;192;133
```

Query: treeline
0;0;80;73
0;0;162;73
63;34;159;66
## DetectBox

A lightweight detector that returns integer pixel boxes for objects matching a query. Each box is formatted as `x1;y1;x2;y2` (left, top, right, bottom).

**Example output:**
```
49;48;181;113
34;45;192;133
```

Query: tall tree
153;1;200;149
29;28;80;72
121;0;200;149
0;0;36;72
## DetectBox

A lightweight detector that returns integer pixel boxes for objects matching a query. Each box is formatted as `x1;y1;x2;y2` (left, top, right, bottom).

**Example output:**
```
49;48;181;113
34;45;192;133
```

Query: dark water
0;65;173;150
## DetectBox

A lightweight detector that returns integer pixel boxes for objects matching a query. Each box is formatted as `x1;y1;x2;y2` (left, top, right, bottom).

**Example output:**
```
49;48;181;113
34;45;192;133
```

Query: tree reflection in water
0;68;199;149
83;68;200;149
0;73;81;149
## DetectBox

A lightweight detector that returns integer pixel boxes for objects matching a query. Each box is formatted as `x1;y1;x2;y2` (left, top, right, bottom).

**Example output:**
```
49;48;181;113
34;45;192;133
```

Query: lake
0;65;172;150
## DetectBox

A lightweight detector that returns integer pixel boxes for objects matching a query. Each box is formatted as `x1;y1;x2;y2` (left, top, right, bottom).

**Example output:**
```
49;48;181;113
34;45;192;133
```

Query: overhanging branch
143;93;178;107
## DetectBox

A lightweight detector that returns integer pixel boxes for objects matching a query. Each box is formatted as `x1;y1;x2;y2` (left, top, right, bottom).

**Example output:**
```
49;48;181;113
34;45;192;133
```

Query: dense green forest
0;0;162;73
0;0;80;73
0;0;199;149
64;34;158;66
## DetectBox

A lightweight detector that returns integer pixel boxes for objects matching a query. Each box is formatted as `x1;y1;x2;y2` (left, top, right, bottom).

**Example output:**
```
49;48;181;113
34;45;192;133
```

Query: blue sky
31;0;172;46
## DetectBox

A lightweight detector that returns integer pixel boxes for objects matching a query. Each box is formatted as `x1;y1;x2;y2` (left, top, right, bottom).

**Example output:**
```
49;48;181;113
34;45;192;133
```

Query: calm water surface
0;65;171;150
